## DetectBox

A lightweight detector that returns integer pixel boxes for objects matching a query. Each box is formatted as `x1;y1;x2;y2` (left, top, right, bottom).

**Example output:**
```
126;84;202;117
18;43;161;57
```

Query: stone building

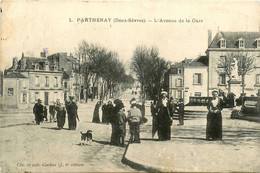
47;52;84;102
206;31;260;97
165;56;208;104
3;53;64;109
166;30;260;104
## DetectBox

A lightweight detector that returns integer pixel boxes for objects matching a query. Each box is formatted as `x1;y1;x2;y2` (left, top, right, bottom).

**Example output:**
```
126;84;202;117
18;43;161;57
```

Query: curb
121;142;160;172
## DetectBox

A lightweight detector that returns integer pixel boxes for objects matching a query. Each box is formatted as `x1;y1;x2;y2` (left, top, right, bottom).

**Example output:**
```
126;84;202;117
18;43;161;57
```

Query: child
117;102;127;147
128;99;142;143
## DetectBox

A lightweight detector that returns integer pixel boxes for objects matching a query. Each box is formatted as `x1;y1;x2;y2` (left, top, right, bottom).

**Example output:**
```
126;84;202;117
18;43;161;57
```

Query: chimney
208;30;212;47
21;53;26;70
12;57;18;70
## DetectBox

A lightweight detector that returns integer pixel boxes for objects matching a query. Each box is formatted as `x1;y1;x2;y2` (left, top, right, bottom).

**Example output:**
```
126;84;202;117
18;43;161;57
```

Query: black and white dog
80;130;92;146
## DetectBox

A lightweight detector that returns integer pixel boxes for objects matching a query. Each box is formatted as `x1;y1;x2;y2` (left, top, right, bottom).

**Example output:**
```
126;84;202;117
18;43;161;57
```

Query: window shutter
201;74;203;85
193;74;195;85
175;79;177;87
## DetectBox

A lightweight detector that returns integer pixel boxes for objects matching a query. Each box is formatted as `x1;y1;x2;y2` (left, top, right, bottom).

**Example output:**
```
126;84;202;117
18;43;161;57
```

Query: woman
156;91;173;141
66;96;79;130
92;101;101;123
206;90;223;140
55;99;66;129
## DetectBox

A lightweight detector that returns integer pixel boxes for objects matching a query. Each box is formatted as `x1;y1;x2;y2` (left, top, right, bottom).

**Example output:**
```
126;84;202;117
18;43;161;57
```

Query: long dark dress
55;104;66;128
33;103;44;125
101;104;107;123
156;99;173;141
66;101;78;130
92;103;101;123
206;98;223;140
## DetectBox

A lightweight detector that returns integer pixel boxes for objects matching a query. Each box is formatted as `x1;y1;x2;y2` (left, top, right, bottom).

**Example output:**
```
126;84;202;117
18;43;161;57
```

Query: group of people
150;91;185;141
151;89;223;141
33;96;79;130
92;98;144;147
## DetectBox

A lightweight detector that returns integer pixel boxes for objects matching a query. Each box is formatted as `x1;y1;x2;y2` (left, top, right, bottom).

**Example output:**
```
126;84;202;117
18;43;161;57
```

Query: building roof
167;59;192;74
7;56;48;72
208;31;260;49
4;72;27;78
63;71;70;79
185;56;208;67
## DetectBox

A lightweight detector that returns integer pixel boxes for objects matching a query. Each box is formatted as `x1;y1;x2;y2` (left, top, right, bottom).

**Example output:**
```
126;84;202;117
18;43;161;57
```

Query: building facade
2;53;64;109
206;31;260;97
166;57;208;104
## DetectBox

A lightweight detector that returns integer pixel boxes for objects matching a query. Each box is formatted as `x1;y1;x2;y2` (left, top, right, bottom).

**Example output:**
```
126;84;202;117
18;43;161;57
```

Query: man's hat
37;99;42;102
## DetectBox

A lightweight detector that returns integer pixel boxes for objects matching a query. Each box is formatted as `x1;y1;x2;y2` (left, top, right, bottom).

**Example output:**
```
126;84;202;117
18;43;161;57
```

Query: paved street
0;89;260;172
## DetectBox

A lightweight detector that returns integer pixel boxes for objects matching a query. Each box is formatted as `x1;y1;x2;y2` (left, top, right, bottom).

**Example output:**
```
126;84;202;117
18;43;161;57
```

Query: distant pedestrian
156;91;173;141
92;101;101;123
177;98;185;126
128;99;142;143
117;102;127;147
66;96;79;130
33;99;44;125
55;99;66;129
206;89;223;141
109;99;122;146
151;100;158;138
43;106;48;121
49;102;56;123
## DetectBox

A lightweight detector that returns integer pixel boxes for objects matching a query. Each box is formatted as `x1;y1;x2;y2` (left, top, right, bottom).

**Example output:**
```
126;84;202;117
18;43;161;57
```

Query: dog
80;130;93;146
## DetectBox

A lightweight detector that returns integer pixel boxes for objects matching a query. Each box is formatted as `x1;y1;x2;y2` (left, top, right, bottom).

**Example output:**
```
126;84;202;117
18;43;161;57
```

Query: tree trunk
242;75;245;94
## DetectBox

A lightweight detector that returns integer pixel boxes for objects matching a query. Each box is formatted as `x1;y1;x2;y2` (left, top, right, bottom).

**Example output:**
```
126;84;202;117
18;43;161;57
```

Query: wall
184;67;208;104
208;50;260;96
2;78;29;109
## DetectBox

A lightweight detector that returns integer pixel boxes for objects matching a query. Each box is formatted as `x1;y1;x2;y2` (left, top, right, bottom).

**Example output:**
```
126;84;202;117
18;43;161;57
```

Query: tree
131;45;170;100
218;52;255;94
75;40;128;102
235;52;255;94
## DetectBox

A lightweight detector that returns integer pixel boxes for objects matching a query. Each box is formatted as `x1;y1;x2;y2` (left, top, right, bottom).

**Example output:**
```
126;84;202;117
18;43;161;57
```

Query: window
219;73;226;85
220;38;226;48
35;76;39;87
54;77;58;87
8;88;13;96
64;81;68;88
193;73;202;85
35;92;39;101
22;93;27;103
176;78;183;87
257;39;260;48
256;74;260;85
178;69;182;74
45;76;49;87
194;92;201;97
177;90;182;98
238;39;245;48
54;92;58;102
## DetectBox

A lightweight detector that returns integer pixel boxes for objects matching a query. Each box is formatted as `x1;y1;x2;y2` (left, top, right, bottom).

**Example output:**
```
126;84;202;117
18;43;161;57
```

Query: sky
0;0;260;71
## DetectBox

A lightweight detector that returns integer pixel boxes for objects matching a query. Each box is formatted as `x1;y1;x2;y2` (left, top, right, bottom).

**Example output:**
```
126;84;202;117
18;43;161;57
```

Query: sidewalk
123;112;260;172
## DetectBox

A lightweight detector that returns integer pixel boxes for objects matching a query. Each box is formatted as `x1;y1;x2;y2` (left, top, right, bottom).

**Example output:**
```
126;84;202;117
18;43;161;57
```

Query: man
33;99;44;125
177;98;185;126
